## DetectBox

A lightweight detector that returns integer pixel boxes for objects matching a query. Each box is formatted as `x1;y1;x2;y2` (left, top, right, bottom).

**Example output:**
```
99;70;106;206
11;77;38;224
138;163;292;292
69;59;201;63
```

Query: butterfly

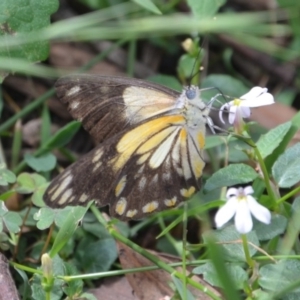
43;74;215;221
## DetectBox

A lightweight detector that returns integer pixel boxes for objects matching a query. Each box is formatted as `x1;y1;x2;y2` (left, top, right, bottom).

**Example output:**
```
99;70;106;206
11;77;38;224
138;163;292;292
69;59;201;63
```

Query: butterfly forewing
55;75;180;143
44;75;209;220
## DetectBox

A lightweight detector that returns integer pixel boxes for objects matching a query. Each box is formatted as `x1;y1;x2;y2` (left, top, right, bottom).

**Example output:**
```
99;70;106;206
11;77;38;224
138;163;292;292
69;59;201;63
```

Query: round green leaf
253;214;287;241
34;207;55;230
16;173;36;193
3;211;22;233
272;143;300;188
0;169;16;184
76;237;118;273
32;183;49;207
193;262;248;289
204;163;258;191
205;225;259;262
259;260;300;293
24;153;56;172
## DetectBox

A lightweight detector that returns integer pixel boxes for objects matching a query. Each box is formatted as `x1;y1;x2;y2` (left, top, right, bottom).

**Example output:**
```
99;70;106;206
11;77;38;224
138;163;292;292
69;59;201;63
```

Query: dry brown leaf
89;277;138;300
50;43;125;76
116;240;221;300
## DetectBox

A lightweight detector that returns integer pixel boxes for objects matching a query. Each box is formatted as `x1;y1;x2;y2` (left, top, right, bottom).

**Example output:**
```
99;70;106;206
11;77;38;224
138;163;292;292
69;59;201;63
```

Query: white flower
219;87;274;124
215;186;271;234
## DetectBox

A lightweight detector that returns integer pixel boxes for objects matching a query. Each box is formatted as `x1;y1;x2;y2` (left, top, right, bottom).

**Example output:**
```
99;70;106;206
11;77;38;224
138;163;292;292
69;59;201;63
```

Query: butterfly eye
186;89;196;100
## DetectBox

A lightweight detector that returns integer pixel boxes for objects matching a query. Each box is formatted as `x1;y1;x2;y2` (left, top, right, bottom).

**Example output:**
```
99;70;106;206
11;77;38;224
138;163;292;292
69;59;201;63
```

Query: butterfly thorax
176;86;210;130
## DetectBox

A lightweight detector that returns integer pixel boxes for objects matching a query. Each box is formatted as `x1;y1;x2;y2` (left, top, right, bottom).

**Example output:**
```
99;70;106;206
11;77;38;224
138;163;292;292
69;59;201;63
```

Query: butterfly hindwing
44;112;206;220
55;74;181;143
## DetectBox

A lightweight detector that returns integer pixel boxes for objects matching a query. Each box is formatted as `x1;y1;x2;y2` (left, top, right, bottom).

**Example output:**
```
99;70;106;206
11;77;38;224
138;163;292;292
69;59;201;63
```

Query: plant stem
253;146;277;206
241;234;254;268
90;205;222;300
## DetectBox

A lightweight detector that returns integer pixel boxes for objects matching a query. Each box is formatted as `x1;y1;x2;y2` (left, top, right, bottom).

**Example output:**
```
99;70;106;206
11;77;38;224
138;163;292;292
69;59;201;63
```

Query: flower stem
277;186;300;205
241;234;254;268
253;146;277;207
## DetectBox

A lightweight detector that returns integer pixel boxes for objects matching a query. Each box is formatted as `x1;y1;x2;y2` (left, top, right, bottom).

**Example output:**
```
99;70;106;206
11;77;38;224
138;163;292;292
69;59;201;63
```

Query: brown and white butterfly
43;74;215;221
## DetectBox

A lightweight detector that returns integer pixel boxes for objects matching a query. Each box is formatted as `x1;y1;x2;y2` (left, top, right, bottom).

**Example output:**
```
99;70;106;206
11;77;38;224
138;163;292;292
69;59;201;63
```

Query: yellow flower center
233;98;242;106
236;195;247;202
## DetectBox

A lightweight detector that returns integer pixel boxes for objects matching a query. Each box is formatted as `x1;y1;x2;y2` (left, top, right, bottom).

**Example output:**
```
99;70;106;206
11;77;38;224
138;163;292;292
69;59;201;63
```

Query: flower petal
240;87;268;100
215;198;237;228
226;187;239;199
228;105;238;124
240;93;274;108
239;106;251;118
244;186;254;195
219;103;229;124
235;201;253;234
247;196;271;224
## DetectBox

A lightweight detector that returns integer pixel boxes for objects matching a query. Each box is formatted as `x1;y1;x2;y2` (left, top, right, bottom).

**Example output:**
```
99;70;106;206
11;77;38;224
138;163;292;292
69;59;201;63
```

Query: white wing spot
48;184;59;195
137;153;150;165
70;101;80;110
66;86;81;97
60;170;71;180
134;164;145;179
138;177;147;191
149;128;179;169
93;161;102;172
162;172;171;181
52;174;73;200
115;197;127;215
92;149;104;163
79;193;88;203
164;197;177;207
57;188;73;205
126;209;138;218
115;175;127;197
180;187;196;198
150;174;159;185
142;201;159;213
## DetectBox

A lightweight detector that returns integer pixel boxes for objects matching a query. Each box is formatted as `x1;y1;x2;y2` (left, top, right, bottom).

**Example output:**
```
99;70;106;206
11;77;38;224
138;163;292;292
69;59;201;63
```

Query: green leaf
187;0;226;18
31;255;65;300
131;0;161;15
16;172;47;195
201;74;248;103
3;211;22;233
147;74;182;91
177;54;197;80
24;153;56;172
259;260;300;293
193;262;248;289
62;263;83;297
16;173;36;193
76;237;118;273
49;206;90;258
79;293;97;300
0;169;16;186
204;164;258;191
253;214;287;241
205;225;259;262
0;0;59;80
43;121;81;150
171;275;195;300
265;111;300;171
31;183;49;207
34;207;55;230
256;122;291;159
272;143;300;188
